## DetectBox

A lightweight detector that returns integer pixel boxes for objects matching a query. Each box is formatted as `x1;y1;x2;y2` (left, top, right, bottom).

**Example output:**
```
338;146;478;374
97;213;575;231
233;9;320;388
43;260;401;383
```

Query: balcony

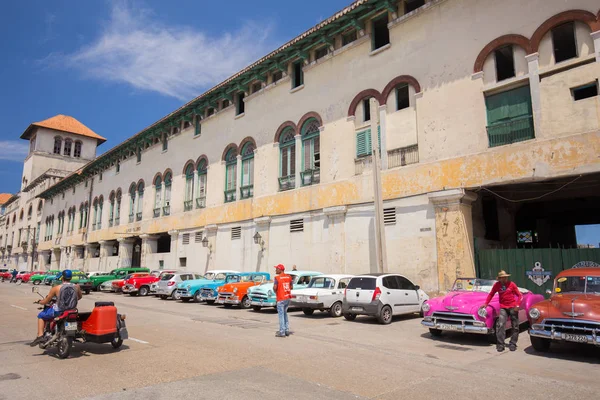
224;189;236;203
278;175;295;191
240;185;254;199
300;169;320;186
136;212;142;221
196;196;206;209
354;156;373;175
163;205;171;216
487;116;534;147
114;217;120;226
153;208;161;218
128;214;134;223
387;145;419;169
184;200;193;211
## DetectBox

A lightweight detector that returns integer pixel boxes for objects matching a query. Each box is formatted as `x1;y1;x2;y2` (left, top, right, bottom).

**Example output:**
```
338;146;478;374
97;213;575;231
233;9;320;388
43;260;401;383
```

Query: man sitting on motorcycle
30;269;82;346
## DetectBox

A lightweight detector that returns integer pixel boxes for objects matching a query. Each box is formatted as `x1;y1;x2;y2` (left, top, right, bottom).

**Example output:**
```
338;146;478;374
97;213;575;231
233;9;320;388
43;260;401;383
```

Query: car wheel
329;302;343;318
33;280;41;285
193;291;202;303
172;290;181;301
241;296;251;309
111;335;123;349
139;286;149;297
302;308;314;316
160;295;168;300
429;328;443;337
252;306;262;312
377;305;393;325
530;336;551;352
343;313;357;321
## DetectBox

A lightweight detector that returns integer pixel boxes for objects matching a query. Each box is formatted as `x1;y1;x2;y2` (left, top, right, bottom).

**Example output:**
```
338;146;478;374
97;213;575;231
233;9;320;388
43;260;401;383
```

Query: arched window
37;200;43;214
153;176;162;217
97;196;104;229
128;183;136;223
115;189;122;225
74;141;82;158
300;118;321;186
19;209;24;220
64;139;72;156
53;137;62;154
27;205;33;219
196;159;208;209
92;198;99;230
79;204;84;229
109;192;115;227
136;182;144;221
240;142;255;199
163;172;172;216
224;148;237;202
184;164;194;211
279;127;296;191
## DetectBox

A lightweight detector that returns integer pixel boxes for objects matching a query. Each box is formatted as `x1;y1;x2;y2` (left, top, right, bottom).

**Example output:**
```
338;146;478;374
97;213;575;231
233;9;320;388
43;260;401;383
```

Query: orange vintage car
528;267;600;351
215;272;270;309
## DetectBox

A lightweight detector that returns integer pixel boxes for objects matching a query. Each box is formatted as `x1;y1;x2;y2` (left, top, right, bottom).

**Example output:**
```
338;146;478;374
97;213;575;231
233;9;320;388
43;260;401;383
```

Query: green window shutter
356;130;368;157
485;85;532;125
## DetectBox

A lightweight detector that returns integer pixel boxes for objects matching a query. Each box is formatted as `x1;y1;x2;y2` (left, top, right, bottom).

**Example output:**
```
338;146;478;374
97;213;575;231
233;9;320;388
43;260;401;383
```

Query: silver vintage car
156;272;203;300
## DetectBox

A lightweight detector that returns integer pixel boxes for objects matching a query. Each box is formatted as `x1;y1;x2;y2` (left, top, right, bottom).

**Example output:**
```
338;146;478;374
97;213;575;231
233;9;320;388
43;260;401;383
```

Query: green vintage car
30;270;61;285
52;270;93;294
90;267;150;290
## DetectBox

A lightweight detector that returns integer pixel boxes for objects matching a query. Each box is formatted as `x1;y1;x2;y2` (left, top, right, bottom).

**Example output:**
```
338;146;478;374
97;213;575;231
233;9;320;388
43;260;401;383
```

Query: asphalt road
1;282;599;400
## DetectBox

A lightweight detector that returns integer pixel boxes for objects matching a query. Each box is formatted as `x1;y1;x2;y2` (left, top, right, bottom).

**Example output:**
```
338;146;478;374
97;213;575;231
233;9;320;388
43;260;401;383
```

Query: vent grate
231;226;241;240
194;231;203;243
182;233;190;245
383;208;396;225
290;219;304;233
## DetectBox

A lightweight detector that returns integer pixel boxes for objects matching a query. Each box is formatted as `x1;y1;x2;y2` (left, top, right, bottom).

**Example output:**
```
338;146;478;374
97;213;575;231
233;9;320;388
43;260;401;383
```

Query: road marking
10;305;27;311
129;337;149;344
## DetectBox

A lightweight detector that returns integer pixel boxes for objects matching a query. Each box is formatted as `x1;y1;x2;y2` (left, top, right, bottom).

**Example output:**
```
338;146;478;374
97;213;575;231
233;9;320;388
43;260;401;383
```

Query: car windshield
161;274;174;281
214;273;227;280
294;275;313;285
226;275;241;283
556;275;600;294
240;275;253;282
308;277;335;289
347;277;376;290
451;278;496;293
204;273;215;280
123;274;132;280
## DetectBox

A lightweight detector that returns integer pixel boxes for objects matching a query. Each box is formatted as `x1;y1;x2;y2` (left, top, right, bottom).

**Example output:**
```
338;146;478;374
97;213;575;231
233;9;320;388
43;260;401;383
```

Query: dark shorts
38;308;59;321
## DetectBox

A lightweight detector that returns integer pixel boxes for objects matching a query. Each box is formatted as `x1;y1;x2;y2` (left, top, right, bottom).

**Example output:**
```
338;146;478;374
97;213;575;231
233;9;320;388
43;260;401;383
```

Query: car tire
329;302;343;318
429;328;443;337
530;336;551;352
160;295;168;300
172;290;181;301
139;286;149;297
33;280;41;285
252;306;262;312
193;291;202;303
240;296;251;309
377;305;393;325
343;313;357;321
302;308;314;316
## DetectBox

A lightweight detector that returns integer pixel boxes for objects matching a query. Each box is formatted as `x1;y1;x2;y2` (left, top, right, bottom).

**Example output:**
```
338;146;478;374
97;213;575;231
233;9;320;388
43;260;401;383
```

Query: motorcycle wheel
57;336;72;359
111;335;123;349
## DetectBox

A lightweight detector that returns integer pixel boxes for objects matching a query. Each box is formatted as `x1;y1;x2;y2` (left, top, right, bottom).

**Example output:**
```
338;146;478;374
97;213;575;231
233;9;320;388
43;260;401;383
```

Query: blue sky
576;225;600;247
0;0;350;193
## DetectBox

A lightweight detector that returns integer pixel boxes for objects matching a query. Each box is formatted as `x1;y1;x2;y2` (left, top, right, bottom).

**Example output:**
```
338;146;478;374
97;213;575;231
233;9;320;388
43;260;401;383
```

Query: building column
254;217;271;272
204;225;218;273
70;245;82;270
117;237;134;268
294;134;302;189
236;154;242;201
525;53;542;138
98;240;113;271
591;30;600;62
428;189;478;292
324;206;347;274
378;105;388;170
168;230;179;269
39;250;51;269
51;248;61;270
140;234;159;267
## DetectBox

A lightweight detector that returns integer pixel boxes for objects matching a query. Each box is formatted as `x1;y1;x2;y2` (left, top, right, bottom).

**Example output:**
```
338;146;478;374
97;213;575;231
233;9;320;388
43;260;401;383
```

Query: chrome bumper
421;319;490;334
529;326;600;346
250;300;275;308
216;297;240;305
122;285;137;293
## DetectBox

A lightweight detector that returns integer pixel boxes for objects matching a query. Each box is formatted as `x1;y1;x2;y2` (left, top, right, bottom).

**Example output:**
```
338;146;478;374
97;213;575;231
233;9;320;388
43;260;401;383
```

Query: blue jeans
37;307;59;321
276;300;290;334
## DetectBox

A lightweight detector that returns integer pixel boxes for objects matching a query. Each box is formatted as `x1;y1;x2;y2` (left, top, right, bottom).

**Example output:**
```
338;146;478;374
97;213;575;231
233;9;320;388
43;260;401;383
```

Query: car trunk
346;277;376;304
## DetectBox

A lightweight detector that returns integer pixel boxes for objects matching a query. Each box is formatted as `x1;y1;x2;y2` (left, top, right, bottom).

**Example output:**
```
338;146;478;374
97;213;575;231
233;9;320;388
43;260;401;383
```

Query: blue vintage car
198;272;267;304
44;271;63;285
248;271;322;311
175;270;238;303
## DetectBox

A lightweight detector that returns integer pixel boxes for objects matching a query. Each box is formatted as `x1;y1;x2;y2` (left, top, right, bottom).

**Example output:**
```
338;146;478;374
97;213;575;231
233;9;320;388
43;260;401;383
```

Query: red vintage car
122;270;176;296
19;271;43;283
112;273;149;293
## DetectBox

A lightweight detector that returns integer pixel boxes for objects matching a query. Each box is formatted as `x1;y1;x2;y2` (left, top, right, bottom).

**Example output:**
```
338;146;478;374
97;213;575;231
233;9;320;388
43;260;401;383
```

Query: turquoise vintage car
175;270;238;303
197;272;268;304
248;271;323;311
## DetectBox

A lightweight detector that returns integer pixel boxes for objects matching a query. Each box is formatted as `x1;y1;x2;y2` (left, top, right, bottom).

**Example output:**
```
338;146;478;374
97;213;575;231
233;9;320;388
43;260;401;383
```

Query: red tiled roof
20;115;106;144
0;193;12;204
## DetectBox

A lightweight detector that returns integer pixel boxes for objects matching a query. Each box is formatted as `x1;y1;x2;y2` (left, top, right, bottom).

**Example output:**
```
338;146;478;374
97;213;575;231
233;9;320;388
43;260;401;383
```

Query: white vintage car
290;274;354;317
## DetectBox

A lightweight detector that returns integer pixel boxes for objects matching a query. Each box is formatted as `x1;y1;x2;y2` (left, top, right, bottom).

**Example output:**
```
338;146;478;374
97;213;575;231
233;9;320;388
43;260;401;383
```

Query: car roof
558;267;600;277
290;271;322;275
207;270;239;274
311;274;354;280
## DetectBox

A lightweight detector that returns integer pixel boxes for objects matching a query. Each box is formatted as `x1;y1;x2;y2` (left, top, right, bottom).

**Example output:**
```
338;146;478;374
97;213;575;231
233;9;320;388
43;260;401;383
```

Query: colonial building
7;0;600;292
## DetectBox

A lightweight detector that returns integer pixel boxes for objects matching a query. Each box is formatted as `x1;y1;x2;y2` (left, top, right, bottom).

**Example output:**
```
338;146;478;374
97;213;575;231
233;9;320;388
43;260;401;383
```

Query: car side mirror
414;285;420;290
545;289;552;295
32;287;38;293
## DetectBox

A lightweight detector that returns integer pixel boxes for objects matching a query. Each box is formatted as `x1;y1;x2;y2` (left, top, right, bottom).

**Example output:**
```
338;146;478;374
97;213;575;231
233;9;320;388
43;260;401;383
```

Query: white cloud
0;141;29;162
42;1;275;101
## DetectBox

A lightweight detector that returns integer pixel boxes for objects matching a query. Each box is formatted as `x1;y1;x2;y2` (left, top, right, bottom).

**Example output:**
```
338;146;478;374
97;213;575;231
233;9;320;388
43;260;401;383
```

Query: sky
0;0;350;193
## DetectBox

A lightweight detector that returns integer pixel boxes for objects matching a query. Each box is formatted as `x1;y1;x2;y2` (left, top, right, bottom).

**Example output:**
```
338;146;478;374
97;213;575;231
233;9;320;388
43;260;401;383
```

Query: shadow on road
523;344;600;365
419;332;493;348
34;343;131;360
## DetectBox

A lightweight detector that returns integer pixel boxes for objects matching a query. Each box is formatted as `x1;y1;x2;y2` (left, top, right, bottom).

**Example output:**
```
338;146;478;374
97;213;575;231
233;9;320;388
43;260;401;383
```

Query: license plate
351;307;362;312
65;322;77;331
564;334;587;343
439;323;461;331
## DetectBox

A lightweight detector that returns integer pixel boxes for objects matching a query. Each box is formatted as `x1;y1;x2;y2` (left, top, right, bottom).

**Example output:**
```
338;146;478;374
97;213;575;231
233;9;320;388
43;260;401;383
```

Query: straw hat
497;270;511;278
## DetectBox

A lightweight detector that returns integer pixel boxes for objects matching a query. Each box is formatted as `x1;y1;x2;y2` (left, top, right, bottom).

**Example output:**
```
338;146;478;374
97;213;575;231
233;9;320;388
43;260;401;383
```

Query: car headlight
233;287;238;293
186;285;191;290
529;308;540;320
422;302;430;312
267;290;274;296
477;307;488;318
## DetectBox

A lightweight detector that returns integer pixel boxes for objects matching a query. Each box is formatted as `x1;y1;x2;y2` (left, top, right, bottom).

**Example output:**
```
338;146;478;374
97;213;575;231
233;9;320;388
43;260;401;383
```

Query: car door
396;276;420;314
381;276;402;314
334;278;350;303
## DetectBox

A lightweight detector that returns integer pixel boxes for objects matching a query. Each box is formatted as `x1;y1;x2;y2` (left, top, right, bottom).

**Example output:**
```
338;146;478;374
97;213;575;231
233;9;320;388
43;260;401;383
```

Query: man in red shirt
273;264;293;338
480;270;523;352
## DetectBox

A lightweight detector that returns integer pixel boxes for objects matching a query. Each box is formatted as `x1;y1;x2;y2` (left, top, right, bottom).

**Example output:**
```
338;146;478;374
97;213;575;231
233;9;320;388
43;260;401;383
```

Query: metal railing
224;189;236;203
109;219;114;227
487;116;534;147
128;214;134;223
136;212;142;221
387;144;419;169
300;169;320;186
196;196;206;209
163;205;171;216
354;156;373;175
114;217;120;226
184;200;193;211
240;185;254;199
278;175;295;191
153;208;161;218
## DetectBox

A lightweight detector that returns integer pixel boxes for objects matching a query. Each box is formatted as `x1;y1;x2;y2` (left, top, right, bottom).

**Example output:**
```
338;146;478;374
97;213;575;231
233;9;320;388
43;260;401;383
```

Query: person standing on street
273;264;293;338
480;270;523;352
11;269;18;283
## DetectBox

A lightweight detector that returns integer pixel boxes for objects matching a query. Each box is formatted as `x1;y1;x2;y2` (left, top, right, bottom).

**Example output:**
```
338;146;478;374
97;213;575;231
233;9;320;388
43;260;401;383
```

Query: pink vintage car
421;278;544;338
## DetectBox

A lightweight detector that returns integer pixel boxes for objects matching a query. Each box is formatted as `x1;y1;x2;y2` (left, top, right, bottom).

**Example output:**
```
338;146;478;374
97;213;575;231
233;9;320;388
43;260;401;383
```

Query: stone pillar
592;31;600;62
204;225;218;273
378;105;388;170
236;155;242;201
168;230;179;270
294;134;302;189
140;234;159;268
51;248;61;270
525;53;542;138
117;237;134;268
98;240;113;271
323;206;347;274
428;189;478;292
254;217;271;272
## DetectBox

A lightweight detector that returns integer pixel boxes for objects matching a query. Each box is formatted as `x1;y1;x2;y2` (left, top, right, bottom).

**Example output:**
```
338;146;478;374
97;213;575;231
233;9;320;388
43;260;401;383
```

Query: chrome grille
538;319;600;335
250;293;268;300
219;293;233;298
431;312;477;326
201;288;214;297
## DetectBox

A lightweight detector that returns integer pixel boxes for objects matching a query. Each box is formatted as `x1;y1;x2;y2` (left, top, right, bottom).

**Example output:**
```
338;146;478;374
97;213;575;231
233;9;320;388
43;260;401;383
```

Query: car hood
220;282;255;292
541;294;600;320
249;283;274;295
177;278;221;289
427;291;491;315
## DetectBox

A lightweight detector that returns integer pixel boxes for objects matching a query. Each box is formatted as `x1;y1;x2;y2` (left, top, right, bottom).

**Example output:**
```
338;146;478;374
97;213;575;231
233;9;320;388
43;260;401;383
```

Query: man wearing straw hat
480;270;523;352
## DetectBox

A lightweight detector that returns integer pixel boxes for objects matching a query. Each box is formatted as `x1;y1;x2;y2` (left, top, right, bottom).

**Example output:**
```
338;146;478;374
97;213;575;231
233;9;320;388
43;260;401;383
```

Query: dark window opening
292;61;304;88
236;92;245;115
372;14;390;50
221;99;230;109
363;98;371;122
482;197;500;241
272;71;283;83
74;141;82;158
157;235;171;253
494;45;515;81
572;81;598;101
396;85;410;110
405;0;425;14
183;120;191;130
252;82;262;94
53;137;62;154
552;22;577;63
179;258;187;267
207;108;215;117
342;30;357;46
136;149;141;163
315;46;328;60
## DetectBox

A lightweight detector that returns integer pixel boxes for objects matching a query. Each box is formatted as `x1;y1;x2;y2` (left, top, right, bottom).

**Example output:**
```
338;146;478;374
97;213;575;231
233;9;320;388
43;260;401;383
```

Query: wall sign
526;262;552;287
572;261;600;269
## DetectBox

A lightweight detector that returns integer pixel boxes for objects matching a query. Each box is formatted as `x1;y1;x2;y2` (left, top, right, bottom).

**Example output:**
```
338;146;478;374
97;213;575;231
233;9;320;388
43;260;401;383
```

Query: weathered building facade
4;0;600;292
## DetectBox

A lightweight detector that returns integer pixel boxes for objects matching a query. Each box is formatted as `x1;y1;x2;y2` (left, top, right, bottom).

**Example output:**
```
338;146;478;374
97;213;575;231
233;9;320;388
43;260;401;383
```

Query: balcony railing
153;208;161;218
300;169;320;186
354;156;373;175
278;175;295;191
184;200;193;211
128;213;134;223
196;196;206;209
240;185;254;199
136;212;142;221
109;219;114;227
224;189;236;203
487;116;534;147
114;217;120;226
387;145;419;169
163;205;171;216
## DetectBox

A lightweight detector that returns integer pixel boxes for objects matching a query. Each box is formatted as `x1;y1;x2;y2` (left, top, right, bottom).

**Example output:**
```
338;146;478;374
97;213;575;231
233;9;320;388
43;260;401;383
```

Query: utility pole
370;98;388;273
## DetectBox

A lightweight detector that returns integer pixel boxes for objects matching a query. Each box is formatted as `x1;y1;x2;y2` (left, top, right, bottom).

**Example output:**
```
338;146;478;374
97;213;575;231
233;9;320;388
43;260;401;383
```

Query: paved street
0;282;599;400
